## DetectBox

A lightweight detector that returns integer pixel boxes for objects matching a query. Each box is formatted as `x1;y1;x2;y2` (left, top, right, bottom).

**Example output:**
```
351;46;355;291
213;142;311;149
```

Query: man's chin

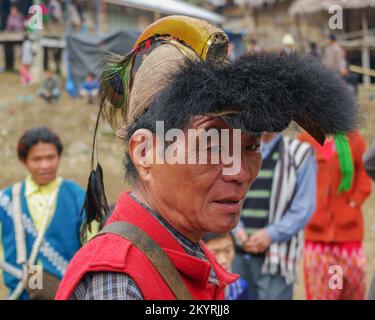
35;175;55;186
208;219;239;234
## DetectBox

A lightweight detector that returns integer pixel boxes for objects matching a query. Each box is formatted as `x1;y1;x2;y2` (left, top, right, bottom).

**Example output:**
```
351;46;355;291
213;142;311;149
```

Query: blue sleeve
74;183;85;226
265;152;317;243
64;180;85;225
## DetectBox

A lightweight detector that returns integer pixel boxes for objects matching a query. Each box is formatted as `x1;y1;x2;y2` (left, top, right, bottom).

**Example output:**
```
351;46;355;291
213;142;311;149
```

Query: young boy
203;232;255;300
0;126;84;299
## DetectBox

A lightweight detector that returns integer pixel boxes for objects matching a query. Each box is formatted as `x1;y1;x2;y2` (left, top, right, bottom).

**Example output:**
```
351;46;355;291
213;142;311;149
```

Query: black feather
80;99;110;243
79;163;109;244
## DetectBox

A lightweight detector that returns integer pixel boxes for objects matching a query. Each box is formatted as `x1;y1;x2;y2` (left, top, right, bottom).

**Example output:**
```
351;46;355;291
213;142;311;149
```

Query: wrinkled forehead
186;115;231;130
186;115;263;139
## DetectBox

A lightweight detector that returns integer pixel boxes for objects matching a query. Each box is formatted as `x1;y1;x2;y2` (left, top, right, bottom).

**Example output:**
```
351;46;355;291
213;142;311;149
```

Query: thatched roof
233;0;279;8
244;0;278;6
290;0;375;15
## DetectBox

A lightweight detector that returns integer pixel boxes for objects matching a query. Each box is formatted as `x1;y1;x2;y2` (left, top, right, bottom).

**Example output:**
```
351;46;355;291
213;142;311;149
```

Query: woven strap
94;221;193;300
12;182;27;265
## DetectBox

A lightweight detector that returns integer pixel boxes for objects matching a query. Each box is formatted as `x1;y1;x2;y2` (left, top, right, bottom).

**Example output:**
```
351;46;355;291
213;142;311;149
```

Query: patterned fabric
242;137;280;235
0;189;72;275
0;180;84;299
71;272;143;300
71;194;218;300
262;137;314;285
21;213;69;275
303;240;366;300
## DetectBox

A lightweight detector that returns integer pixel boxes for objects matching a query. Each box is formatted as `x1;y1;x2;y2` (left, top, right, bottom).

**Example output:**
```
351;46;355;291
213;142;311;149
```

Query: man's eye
246;144;260;152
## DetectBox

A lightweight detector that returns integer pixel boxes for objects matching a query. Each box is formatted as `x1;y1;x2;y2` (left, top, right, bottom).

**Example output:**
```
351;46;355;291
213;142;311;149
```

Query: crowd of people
0;15;374;301
0;1;87;32
1;1;89;74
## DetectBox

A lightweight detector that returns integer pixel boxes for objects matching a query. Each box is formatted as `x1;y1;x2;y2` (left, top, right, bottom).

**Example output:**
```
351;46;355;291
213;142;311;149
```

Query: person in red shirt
299;131;372;300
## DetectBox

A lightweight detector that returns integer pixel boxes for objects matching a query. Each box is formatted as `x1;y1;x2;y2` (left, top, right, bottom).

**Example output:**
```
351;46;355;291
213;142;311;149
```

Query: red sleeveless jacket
55;192;238;300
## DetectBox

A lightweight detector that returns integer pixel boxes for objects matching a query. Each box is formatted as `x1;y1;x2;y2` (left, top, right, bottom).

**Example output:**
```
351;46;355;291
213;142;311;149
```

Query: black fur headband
147;52;357;145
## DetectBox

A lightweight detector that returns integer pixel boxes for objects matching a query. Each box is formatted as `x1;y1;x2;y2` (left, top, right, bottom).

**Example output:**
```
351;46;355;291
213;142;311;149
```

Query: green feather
99;51;136;128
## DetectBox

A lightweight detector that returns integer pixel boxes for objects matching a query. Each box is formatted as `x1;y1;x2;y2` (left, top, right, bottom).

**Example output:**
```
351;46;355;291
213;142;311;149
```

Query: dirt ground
0;72;374;299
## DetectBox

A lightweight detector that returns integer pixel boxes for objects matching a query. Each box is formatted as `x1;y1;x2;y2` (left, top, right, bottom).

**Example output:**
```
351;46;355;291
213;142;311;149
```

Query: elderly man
56;16;356;300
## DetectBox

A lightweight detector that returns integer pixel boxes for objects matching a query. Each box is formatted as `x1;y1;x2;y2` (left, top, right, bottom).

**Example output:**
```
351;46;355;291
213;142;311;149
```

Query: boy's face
22;142;61;186
205;235;235;272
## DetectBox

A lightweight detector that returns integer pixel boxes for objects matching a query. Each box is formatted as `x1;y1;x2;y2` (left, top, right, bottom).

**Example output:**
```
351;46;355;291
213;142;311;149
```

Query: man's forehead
187;116;262;139
187;115;227;129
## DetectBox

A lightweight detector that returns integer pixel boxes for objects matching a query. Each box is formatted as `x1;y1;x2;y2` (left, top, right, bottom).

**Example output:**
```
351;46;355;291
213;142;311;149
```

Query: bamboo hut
290;0;375;85
212;0;297;49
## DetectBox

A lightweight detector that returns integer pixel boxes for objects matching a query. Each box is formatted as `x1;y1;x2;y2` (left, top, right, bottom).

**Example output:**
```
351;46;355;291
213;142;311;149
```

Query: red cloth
298;131;372;242
56;192;238;300
304;240;366;300
317;138;335;161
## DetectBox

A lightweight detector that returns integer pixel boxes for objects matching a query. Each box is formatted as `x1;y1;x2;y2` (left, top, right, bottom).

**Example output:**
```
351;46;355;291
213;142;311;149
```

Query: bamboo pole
361;9;371;85
349;64;375;77
294;13;304;51
96;0;100;35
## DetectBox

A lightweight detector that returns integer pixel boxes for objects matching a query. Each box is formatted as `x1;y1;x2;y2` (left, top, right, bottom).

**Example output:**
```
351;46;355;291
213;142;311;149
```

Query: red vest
56;192;238;300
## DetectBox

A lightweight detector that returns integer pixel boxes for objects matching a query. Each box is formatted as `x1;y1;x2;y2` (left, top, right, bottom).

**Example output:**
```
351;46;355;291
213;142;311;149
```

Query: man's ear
129;129;154;182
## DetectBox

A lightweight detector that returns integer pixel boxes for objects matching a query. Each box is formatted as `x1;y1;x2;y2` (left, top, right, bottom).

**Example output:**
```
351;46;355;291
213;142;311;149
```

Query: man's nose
40;159;51;169
222;157;254;184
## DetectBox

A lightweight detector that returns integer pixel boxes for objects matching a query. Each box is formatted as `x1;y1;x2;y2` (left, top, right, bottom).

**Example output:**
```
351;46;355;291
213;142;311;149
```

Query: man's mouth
213;197;243;213
215;200;240;204
39;172;53;179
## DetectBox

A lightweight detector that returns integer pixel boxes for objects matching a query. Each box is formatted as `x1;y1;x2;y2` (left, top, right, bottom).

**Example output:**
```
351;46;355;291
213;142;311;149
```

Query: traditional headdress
81;15;357;242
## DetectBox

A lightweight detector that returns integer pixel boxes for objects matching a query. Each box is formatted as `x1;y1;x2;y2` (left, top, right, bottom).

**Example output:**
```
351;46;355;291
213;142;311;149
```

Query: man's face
22;142;61;186
205;235;235;272
144;116;262;240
